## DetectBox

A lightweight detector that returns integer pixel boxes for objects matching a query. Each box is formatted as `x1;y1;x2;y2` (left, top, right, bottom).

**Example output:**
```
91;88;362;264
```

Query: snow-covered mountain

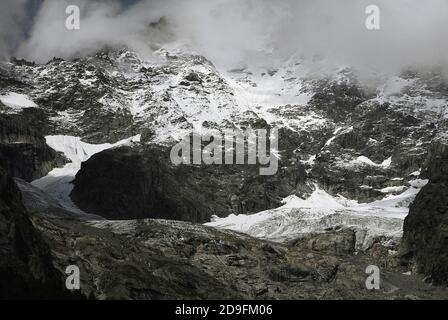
2;41;448;299
1;45;448;248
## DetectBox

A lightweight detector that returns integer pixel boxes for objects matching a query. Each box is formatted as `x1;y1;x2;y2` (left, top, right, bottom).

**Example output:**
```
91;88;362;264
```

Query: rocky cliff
4;176;447;299
0;110;65;181
1;47;448;299
0;167;77;299
70;144;303;222
402;140;448;285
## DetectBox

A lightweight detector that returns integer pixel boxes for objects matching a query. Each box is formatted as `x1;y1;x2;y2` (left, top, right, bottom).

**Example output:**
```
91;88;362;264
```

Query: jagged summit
1;46;447;199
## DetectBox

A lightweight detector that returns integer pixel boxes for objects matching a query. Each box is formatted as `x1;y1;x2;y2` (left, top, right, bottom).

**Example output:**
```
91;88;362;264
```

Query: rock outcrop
70;144;302;222
0;110;65;181
402;141;448;285
9;177;448;299
0;168;77;299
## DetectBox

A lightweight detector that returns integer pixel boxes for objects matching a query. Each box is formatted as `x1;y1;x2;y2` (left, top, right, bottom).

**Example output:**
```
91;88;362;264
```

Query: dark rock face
0;110;65;181
0;168;76;299
402;141;448;283
10;178;448;299
293;229;357;256
11;178;240;300
309;74;367;122
402;141;448;285
403;183;448;285
71;145;214;222
71;145;304;222
306;97;436;202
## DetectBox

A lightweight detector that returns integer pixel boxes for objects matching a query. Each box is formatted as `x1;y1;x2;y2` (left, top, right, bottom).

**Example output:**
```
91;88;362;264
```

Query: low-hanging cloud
0;0;29;60
3;0;448;77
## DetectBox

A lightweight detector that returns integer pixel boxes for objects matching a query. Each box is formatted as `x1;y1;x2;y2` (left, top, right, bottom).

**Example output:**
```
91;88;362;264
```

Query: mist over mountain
2;0;448;80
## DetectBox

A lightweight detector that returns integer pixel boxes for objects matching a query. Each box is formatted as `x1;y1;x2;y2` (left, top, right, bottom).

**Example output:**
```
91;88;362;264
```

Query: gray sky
1;0;448;77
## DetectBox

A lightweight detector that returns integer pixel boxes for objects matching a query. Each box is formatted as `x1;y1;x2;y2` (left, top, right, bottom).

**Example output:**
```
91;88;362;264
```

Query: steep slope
31;134;140;215
0;167;78;299
0;109;65;181
402;139;448;285
1;47;448;288
0;43;448;299
8;176;448;300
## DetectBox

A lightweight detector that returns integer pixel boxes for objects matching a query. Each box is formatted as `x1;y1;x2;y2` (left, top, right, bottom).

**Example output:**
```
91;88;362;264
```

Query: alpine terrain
1;4;448;299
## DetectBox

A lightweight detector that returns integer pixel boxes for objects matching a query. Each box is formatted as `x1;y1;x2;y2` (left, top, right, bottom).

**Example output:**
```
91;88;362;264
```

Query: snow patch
324;127;353;147
346;156;392;168
0;92;37;111
356;156;391;167
280;187;345;210
378;186;407;194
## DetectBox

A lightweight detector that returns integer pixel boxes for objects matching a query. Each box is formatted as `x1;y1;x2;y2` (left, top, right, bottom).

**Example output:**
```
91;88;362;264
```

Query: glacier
206;182;428;250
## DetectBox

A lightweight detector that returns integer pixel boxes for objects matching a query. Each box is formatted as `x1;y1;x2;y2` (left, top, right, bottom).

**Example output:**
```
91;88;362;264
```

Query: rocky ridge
1;46;448;298
1;176;445;299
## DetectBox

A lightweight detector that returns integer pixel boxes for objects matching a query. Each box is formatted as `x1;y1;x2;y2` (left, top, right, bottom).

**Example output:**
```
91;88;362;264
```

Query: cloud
5;0;448;77
16;0;155;62
0;0;29;59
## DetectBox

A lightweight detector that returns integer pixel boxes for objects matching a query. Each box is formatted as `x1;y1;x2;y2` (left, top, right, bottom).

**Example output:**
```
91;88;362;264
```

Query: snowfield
206;182;427;250
0;92;37;111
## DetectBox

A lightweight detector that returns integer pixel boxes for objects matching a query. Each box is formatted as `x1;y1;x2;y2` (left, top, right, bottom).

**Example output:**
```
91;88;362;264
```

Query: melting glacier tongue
206;182;427;251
